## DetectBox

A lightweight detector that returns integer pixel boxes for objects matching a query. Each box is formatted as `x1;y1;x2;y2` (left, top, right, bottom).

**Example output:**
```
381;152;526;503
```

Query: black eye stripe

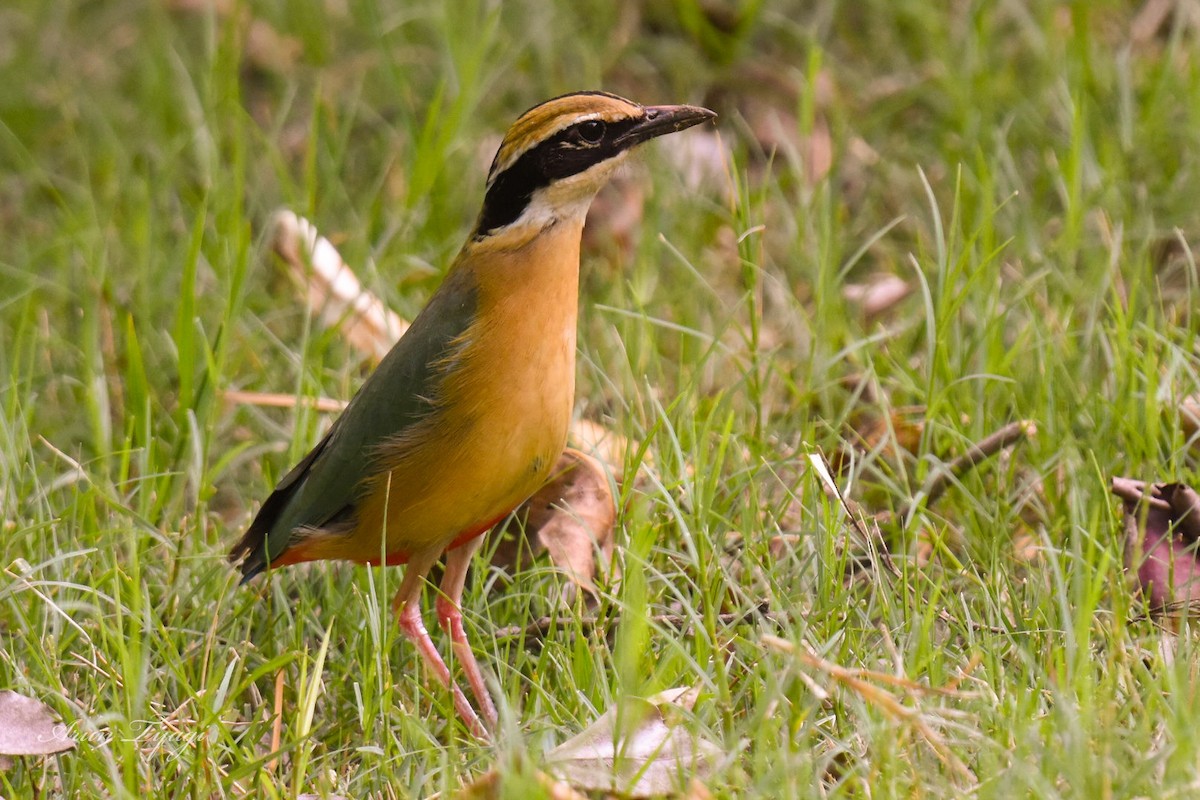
476;116;641;236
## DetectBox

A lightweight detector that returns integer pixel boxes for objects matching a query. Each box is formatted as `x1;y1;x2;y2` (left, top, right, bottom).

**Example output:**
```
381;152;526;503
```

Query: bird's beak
616;104;717;148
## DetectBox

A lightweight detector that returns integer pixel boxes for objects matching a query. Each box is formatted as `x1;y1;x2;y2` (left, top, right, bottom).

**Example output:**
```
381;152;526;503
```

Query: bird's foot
396;601;491;741
436;593;500;730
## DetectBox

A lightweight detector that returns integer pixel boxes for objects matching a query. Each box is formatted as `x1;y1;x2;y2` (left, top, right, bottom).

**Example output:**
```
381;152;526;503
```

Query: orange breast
331;220;584;564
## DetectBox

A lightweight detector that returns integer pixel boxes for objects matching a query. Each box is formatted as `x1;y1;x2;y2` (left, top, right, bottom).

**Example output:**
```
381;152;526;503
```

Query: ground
3;1;1200;797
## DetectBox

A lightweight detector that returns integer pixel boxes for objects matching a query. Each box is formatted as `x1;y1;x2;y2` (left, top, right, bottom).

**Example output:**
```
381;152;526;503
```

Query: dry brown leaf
712;63;833;187
271;210;408;362
1012;533;1042;564
569;418;642;472
842;273;913;317
682;777;715;800
0;690;75;758
245;18;302;74
847;406;925;462
452;768;590;800
545;687;722;798
1113;478;1200;612
1180;395;1200;441
493;449;617;599
1132;0;1174;44
829;398;924;476
767;533;801;560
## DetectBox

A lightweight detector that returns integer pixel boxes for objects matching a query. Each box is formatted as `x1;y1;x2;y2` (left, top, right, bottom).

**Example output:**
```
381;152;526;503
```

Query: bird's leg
437;536;499;730
390;552;489;740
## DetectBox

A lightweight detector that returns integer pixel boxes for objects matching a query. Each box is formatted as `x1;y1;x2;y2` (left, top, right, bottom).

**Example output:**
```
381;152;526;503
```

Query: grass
3;0;1200;797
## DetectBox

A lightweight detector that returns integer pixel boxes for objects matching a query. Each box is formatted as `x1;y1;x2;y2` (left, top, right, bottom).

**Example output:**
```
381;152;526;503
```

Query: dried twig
901;420;1037;520
267;669;285;775
1111;477;1171;510
763;635;979;783
222;388;348;414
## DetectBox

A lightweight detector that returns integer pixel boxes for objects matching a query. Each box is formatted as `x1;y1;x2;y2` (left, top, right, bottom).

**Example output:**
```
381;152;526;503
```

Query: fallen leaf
453;768;590;800
681;777;715;800
842;273;912;317
493;449;617;600
1180;395;1200;441
840;406;925;471
545;687;722;798
271;209;409;362
569;418;642;472
1112;478;1200;611
584;128;729;260
708;63;833;188
244;18;302;74
1012;533;1042;563
1132;0;1174;44
0;690;75;757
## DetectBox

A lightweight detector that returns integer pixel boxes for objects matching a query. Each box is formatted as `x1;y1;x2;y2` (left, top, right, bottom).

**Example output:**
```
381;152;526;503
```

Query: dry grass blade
807;452;901;578
762;635;979;785
267;668;285;776
221;389;347;414
271;210;408;362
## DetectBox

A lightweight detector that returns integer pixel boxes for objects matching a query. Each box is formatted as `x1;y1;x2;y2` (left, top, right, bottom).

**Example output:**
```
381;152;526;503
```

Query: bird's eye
577;119;606;144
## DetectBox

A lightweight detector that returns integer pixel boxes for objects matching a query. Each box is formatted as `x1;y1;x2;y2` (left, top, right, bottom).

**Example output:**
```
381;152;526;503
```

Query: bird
229;91;716;738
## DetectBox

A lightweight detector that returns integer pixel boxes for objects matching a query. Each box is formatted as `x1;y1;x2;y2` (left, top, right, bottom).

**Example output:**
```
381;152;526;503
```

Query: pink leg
391;551;489;740
437;536;499;730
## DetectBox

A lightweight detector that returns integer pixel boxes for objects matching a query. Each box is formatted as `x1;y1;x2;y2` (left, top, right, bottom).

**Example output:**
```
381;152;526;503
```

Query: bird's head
473;91;715;243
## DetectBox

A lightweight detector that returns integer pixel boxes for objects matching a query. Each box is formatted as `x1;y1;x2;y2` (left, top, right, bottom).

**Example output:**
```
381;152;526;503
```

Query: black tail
230;424;339;584
228;522;270;583
230;486;294;582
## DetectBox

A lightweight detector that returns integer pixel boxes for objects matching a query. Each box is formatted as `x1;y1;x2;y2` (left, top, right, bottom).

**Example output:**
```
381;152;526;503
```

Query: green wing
230;268;478;579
